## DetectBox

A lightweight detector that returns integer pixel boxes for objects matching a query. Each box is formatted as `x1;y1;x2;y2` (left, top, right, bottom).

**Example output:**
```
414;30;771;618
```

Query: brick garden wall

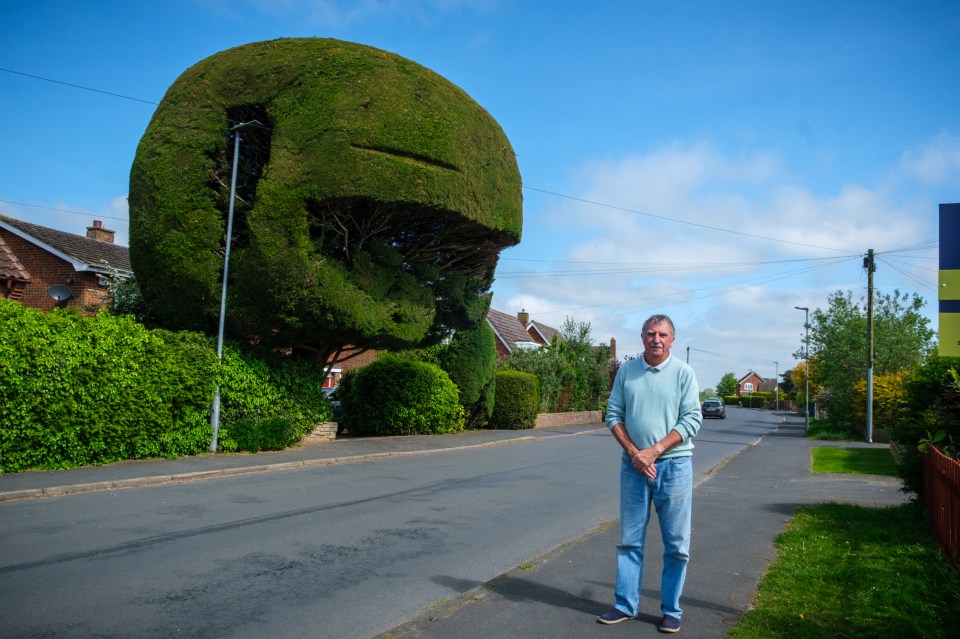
534;410;603;428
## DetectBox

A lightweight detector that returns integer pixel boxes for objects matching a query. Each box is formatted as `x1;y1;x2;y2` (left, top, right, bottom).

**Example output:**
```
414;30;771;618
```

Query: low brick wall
534;410;603;429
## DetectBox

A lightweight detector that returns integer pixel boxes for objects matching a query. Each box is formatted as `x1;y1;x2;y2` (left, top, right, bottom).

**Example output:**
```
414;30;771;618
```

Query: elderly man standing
598;314;702;634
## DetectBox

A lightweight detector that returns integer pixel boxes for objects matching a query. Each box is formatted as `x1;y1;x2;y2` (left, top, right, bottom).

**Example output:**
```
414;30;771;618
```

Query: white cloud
495;139;940;388
899;132;960;184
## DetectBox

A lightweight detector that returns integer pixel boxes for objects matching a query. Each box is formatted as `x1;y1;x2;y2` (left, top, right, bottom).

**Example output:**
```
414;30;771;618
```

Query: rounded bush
339;356;463;436
489;370;540;430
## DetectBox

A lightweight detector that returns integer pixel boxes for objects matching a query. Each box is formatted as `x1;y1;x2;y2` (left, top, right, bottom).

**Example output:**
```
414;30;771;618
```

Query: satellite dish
48;284;73;301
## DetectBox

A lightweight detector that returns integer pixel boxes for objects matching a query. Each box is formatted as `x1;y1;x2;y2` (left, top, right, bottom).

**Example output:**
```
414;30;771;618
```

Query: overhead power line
497;254;852;278
524;186;862;254
0;67;159;105
0;199;128;223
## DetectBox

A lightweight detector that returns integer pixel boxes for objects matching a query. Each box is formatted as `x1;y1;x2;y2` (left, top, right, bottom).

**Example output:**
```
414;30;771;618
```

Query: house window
743;382;754;392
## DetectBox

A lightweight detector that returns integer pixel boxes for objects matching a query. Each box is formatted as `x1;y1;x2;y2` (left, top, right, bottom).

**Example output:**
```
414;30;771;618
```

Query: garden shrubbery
439;321;497;428
888;356;960;496
0;300;331;472
505;318;611;413
489;370;540;430
214;345;332;453
338;355;464;436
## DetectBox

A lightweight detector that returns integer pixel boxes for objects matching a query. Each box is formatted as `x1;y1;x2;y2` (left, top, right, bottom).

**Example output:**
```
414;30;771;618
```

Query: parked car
701;398;725;419
323;387;345;434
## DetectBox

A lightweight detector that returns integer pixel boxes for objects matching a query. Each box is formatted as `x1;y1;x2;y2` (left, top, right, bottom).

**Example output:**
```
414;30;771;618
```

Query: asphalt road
0;408;779;639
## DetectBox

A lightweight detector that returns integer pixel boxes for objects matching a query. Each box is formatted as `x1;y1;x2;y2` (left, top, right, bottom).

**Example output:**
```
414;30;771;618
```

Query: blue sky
3;0;958;390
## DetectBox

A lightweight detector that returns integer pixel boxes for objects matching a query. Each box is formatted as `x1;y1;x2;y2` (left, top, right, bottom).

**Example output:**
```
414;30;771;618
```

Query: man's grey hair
642;314;676;337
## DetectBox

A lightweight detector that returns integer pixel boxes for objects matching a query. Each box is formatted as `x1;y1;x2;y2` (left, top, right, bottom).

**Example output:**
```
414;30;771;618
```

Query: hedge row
0;300;330;472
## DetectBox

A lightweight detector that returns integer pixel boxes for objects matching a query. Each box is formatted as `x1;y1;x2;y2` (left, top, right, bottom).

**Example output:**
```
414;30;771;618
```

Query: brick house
486;307;555;357
736;370;777;395
0;215;131;314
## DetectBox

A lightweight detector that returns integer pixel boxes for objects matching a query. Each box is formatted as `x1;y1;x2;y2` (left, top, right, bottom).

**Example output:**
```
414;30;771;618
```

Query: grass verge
729;502;960;638
811;446;899;476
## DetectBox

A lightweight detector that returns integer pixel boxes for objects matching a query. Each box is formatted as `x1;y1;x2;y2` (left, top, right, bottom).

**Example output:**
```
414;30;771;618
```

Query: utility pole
773;361;779;411
795;306;810;430
864;249;876;443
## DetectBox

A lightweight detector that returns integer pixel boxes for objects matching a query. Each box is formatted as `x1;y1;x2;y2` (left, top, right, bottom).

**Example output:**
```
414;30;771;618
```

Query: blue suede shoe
597;608;634;624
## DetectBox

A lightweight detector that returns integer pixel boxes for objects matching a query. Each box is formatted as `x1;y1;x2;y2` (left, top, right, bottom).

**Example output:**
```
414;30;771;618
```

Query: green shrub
739;393;770;408
228;417;301;453
440;321;497;428
723;395;739;405
489;370;540;430
215;345;332;452
889;356;960;496
339;356;463;436
0;299;332;470
0;300;217;471
505;319;611;413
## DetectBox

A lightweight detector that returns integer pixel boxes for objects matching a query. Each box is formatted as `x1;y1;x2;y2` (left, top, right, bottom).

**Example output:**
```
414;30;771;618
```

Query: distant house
486;307;554;357
0;214;131;314
736;370;777;395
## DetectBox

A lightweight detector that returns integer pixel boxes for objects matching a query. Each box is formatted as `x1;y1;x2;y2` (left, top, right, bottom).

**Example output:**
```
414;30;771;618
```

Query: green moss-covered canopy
129;37;521;356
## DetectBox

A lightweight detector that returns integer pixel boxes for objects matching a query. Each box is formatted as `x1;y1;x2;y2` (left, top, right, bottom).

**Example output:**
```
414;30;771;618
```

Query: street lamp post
209;120;261;453
795;306;810;430
773;360;779;411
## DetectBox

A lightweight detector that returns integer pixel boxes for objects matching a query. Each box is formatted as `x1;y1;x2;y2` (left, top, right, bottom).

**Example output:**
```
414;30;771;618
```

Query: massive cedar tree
129;38;521;360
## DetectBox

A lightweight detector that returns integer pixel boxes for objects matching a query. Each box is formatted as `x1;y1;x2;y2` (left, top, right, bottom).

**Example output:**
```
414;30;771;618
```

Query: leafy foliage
0;300;215;471
214;345;332;452
0;299;331;471
795;290;935;428
338;355;463;436
439;320;497;428
850;370;909;435
489;370;540;430
715;372;737;398
889;356;960;495
505;318;612;412
129;38;522;363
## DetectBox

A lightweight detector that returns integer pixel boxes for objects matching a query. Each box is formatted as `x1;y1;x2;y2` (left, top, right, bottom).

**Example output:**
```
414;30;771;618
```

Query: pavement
0;413;909;638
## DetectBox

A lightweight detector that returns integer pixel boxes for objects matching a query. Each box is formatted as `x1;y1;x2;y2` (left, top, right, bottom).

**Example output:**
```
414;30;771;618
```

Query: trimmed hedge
439;320;497;428
489;370;540;430
129;38;522;353
0;300;331;471
339;355;464;436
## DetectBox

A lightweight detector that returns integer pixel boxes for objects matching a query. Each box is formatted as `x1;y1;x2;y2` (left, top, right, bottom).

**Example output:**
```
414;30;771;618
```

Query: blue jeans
614;454;692;618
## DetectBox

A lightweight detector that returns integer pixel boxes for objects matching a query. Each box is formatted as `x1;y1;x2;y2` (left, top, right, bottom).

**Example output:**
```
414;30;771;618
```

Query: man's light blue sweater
605;355;702;457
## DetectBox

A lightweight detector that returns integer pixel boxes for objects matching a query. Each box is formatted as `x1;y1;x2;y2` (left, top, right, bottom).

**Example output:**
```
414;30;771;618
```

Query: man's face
642;321;675;365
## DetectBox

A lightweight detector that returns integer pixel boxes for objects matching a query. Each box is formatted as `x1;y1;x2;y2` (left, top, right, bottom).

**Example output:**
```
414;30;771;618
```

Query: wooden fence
924;445;960;567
